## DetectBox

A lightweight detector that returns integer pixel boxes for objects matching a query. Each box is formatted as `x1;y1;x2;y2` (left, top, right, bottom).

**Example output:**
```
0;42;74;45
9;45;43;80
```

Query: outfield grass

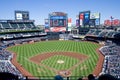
7;41;100;77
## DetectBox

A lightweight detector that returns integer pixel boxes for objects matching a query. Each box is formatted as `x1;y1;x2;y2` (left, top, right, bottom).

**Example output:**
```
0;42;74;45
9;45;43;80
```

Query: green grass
41;55;79;70
7;41;100;77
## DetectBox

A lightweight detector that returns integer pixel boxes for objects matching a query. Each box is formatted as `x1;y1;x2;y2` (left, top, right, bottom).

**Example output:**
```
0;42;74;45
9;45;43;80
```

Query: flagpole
110;16;114;29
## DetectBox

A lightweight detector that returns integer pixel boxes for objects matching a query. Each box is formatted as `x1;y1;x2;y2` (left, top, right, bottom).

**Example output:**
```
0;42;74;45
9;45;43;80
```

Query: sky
0;0;120;25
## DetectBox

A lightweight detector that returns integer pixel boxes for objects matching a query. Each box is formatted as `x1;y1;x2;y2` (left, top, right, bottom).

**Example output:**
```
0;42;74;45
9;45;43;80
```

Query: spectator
98;74;119;80
54;75;63;80
0;72;18;80
88;74;96;80
78;77;83;80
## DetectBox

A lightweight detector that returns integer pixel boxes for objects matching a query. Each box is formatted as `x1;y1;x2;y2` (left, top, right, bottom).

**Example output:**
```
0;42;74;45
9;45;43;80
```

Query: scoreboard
79;11;90;27
15;10;29;20
48;12;68;32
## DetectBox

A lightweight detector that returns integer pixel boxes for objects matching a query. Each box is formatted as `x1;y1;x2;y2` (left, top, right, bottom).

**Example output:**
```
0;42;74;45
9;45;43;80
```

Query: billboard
113;19;120;26
79;13;84;26
76;19;79;27
95;18;100;25
22;12;29;20
45;19;49;29
50;12;67;16
49;12;67;32
50;27;66;32
50;16;66;19
104;19;120;26
15;11;29;20
68;18;72;31
90;13;100;19
79;11;90;27
89;19;95;26
79;13;84;20
104;20;111;26
16;13;22;20
50;19;66;27
83;12;90;25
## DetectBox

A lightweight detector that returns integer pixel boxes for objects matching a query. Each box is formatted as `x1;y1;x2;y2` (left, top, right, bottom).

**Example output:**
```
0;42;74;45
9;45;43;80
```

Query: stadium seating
100;42;120;78
10;23;19;29
1;22;11;29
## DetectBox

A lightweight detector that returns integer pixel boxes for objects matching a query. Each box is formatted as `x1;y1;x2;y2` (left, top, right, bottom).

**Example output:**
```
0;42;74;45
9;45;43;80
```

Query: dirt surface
10;52;33;77
92;45;104;76
10;42;104;78
30;52;88;77
30;52;88;63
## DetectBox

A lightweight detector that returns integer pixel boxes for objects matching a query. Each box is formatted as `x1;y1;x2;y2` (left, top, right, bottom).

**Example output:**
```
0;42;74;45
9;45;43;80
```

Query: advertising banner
68;18;72;31
95;18;100;25
90;13;100;19
50;16;66;19
16;13;22;20
50;27;66;32
80;19;83;26
113;19;120;26
79;13;84;20
68;18;72;23
104;20;111;26
76;19;79;27
89;19;95;26
83;12;90;25
50;20;53;27
68;27;71;31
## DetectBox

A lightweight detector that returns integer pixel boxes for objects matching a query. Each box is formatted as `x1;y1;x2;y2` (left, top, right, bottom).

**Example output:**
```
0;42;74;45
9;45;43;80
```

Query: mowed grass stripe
7;41;100;77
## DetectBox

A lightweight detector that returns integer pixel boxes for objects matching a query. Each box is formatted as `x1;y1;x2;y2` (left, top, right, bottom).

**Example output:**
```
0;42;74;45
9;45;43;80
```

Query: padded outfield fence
24;76;84;80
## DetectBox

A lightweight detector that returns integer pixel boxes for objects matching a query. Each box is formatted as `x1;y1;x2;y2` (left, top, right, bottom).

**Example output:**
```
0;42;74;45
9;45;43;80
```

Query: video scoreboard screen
50;19;66;27
79;11;90;27
49;12;67;32
15;11;29;20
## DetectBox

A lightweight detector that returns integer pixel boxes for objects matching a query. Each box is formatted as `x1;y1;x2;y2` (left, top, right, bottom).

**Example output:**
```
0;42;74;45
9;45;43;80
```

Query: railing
23;76;85;80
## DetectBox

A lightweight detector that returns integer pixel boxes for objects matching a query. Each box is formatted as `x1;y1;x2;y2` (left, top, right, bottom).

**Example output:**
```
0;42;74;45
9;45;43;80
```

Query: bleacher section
18;23;25;29
0;20;37;30
0;23;3;29
0;42;23;79
99;43;120;78
10;23;19;29
1;22;11;29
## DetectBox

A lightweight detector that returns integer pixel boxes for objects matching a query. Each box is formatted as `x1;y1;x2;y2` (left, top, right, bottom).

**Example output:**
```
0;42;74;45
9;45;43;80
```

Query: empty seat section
24;23;32;28
1;22;11;29
10;23;19;29
18;23;25;29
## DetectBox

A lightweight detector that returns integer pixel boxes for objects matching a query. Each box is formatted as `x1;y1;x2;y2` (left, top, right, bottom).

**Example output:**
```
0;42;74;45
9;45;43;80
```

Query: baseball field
7;40;102;78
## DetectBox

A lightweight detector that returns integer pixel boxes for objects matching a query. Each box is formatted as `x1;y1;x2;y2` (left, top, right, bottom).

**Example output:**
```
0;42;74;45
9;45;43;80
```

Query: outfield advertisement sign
50;27;66;32
79;11;90;27
104;19;120;26
16;13;22;20
95;18;100;25
50;19;66;27
68;18;72;31
90;13;100;19
83;12;90;25
15;11;29;20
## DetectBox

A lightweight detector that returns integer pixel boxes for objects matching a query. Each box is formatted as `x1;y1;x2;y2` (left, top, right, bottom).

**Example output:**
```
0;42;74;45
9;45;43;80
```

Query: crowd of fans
0;41;23;79
0;36;47;79
99;41;120;79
